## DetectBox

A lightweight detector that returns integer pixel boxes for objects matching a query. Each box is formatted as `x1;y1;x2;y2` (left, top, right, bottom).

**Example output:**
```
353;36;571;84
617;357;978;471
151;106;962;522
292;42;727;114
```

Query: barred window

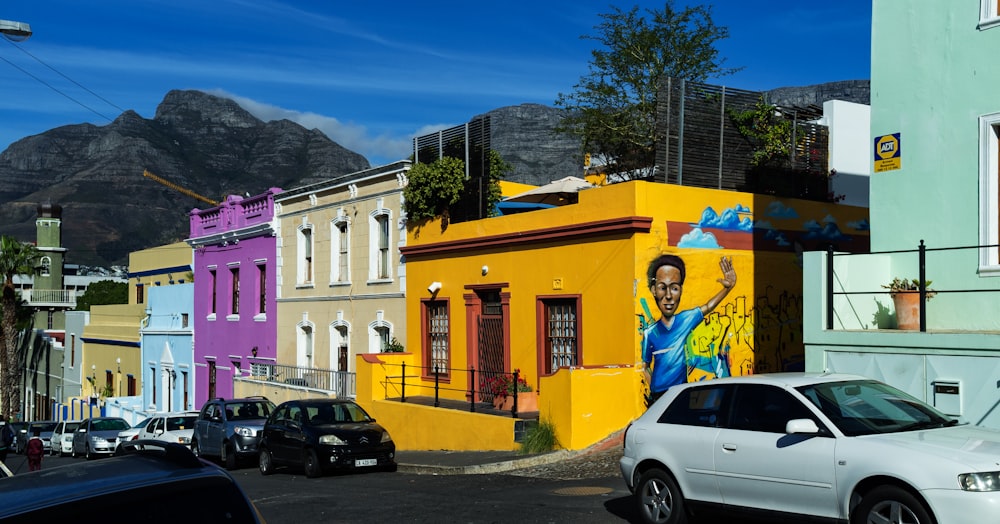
543;298;578;373
425;301;449;375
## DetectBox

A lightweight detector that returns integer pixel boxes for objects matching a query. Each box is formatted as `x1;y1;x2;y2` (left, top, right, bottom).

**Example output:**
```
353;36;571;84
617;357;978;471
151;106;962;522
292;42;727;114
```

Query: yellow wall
80;303;146;397
128;241;192;304
398;180;868;450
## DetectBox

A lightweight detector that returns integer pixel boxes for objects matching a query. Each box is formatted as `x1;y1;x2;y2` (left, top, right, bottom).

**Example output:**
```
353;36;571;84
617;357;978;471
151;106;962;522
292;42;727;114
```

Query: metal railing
826;240;999;332
247;363;355;398
382;362;533;418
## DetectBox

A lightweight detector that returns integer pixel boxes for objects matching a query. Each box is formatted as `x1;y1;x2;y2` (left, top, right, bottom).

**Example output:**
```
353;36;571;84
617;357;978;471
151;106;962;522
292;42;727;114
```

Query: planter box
500;391;538;412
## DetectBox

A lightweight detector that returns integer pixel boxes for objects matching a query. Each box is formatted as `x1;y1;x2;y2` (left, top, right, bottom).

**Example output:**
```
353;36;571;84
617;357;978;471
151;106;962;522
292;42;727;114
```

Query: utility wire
1;37;119;122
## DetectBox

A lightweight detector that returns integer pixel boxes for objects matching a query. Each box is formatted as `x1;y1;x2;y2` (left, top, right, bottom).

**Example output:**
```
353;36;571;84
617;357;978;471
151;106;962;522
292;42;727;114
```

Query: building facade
139;283;195;413
273;162;409;395
188;190;281;407
804;0;1000;428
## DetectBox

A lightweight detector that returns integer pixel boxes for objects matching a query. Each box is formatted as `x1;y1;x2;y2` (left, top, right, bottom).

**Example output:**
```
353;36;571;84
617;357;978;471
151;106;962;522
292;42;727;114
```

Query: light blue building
804;0;1000;428
140;283;195;414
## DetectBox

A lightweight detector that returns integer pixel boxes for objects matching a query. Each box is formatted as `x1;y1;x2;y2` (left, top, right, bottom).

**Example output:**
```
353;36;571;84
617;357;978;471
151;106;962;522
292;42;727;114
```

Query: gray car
71;417;130;460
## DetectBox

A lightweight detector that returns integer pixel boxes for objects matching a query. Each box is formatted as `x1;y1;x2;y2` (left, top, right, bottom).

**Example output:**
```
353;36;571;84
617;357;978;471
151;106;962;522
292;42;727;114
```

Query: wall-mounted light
427;281;442;294
481;265;489;276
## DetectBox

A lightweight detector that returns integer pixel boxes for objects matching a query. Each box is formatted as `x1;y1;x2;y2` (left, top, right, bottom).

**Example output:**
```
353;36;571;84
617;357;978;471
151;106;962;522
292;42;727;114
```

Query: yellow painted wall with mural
394;180;868;450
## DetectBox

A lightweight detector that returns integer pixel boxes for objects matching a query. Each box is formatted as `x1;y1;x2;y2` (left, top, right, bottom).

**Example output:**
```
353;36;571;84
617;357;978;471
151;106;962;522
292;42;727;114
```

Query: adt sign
873;133;901;172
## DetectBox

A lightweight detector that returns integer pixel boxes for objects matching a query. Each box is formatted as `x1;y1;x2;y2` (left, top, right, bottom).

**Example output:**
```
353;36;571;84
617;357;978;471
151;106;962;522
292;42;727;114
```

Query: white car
115;417;151;452
50;420;80;456
620;372;1000;524
138;411;199;448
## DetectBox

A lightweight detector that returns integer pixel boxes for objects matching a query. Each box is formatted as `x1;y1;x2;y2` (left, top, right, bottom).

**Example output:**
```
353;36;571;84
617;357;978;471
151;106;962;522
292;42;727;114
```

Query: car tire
85;444;93;461
223;443;238;471
635;468;688;524
303;449;322;478
259;447;275;476
852;485;932;524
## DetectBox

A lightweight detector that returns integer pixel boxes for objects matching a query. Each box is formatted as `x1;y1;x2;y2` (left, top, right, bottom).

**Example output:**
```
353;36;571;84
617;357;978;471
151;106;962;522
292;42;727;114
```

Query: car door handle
721;443;737;452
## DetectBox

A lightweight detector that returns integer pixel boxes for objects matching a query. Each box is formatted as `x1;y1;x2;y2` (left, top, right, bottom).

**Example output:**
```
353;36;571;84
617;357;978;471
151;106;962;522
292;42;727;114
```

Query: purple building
187;189;281;407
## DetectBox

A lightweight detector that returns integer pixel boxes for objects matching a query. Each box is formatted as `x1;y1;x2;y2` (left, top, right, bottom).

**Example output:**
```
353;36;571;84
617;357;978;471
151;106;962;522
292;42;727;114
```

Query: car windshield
227;401;273;421
166;416;197;431
30;422;57;432
133;418;151;429
797;379;954;436
93;419;130;432
304;402;372;425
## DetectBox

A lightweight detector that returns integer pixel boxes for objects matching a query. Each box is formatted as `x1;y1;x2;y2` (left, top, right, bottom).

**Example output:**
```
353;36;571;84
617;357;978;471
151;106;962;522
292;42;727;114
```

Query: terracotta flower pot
501;391;538;412
891;292;921;330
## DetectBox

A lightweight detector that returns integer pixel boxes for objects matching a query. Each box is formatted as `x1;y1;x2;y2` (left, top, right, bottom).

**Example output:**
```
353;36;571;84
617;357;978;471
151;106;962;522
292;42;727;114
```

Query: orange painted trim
401;216;654;257
361;354;386;364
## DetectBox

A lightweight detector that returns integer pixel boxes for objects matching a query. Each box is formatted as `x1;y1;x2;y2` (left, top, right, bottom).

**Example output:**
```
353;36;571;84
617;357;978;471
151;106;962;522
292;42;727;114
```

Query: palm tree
0;235;39;419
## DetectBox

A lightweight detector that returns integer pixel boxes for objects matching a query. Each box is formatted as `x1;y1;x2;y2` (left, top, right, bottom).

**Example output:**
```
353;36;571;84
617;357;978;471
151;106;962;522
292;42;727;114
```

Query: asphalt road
14;450;764;523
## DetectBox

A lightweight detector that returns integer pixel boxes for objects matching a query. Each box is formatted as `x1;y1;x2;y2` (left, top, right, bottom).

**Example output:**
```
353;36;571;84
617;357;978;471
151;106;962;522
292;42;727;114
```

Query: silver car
72;417;130;460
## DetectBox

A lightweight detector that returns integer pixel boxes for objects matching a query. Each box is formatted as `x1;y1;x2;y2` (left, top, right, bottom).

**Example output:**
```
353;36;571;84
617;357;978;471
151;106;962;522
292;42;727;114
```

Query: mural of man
642;254;736;405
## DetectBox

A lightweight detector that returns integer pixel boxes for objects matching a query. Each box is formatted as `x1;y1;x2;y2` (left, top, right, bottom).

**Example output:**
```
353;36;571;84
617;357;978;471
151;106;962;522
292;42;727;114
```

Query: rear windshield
225;401;273;421
93;419;130;431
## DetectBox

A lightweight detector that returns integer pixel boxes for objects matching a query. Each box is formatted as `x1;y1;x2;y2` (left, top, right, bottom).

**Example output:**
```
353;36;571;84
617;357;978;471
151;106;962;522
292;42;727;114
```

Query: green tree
403;156;467;223
555;1;739;180
75;279;128;311
0;235;39;418
486;150;512;217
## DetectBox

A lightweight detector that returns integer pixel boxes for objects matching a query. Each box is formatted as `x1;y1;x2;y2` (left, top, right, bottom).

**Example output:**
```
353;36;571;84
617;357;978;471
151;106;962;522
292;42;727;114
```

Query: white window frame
297;223;314;287
330;214;350;285
330;321;350;372
368;209;393;282
979;112;1000;275
296;320;315;368
980;0;1000;30
368;319;393;354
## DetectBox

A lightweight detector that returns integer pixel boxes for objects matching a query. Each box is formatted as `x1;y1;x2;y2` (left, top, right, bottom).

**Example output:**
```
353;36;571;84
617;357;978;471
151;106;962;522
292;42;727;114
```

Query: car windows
658;384;731;427
168;416;197;431
798;380;950;436
730;384;818;433
343;403;371;423
227;401;270;420
93;419;130;432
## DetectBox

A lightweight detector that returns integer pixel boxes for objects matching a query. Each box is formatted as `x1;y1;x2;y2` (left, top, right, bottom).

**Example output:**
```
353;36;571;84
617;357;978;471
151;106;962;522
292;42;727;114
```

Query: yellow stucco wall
80;303;146;397
128;241;193;304
398;180;868;450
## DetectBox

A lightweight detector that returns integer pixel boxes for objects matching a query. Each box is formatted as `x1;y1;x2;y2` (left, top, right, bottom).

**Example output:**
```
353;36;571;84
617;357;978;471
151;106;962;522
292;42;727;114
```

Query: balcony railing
24;289;76;307
382;362;534;418
246;362;355;398
825;240;1000;332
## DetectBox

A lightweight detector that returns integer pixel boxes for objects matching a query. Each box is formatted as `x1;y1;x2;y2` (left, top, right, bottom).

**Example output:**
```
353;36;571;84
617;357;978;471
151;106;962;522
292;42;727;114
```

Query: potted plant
882;277;935;330
500;370;537;412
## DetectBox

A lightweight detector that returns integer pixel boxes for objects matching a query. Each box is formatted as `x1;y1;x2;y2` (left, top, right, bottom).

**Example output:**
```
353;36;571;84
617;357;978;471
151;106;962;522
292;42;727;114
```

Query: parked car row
10;396;397;478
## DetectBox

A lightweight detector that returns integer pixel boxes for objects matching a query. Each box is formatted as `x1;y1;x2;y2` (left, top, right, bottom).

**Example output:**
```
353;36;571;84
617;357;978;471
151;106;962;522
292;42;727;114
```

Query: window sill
980;16;1000;30
366;278;394;285
226;314;240;321
253;313;266;322
206;314;217;322
296;282;315;289
329;281;351;287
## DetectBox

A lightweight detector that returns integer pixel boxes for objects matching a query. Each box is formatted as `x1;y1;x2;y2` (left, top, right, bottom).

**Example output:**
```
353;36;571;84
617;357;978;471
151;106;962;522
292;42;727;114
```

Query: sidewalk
394;429;624;475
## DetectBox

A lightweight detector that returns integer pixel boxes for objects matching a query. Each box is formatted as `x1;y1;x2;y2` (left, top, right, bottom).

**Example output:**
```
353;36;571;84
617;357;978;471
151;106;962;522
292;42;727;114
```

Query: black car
258;398;396;478
0;440;266;523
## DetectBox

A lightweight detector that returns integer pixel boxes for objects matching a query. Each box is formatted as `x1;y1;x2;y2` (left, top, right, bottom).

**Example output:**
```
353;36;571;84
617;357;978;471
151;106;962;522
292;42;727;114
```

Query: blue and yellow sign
874;133;901;172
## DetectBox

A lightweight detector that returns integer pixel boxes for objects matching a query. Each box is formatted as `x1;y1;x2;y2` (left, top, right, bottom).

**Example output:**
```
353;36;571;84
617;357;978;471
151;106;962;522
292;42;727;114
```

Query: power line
1;37;119;122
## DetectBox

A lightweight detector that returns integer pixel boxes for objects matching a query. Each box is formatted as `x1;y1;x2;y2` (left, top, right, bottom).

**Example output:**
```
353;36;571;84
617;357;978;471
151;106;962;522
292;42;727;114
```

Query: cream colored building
274;161;410;376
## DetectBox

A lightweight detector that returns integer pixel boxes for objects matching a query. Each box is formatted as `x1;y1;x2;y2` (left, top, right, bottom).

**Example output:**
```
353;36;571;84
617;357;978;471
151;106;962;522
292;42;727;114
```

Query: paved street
8;449;763;523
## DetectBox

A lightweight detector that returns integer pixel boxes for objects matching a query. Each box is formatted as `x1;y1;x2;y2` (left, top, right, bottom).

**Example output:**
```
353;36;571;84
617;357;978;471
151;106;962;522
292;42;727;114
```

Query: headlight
380;431;392;444
233;426;255;437
319;434;346;445
959;472;1000;491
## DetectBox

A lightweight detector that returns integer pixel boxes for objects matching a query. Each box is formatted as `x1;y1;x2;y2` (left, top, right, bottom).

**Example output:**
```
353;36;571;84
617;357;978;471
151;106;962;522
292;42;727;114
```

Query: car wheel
635;468;687;524
85;444;93;461
259;447;275;476
223;443;238;470
303;449;322;478
852;485;932;524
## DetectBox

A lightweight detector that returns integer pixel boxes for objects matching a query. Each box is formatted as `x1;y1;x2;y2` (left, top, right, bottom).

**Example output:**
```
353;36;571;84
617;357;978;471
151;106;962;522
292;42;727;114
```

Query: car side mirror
785;418;820;434
77;428;87;433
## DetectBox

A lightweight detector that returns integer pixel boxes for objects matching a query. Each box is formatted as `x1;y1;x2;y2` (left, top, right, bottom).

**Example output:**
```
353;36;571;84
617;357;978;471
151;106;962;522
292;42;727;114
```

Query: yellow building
378;180;868;450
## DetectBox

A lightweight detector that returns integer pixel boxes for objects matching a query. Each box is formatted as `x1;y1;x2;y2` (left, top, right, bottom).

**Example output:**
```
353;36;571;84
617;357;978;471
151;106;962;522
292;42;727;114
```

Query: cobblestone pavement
506;447;623;480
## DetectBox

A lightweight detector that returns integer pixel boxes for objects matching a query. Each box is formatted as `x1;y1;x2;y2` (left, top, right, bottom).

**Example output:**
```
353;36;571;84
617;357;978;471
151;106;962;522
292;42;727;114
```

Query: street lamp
0;19;31;42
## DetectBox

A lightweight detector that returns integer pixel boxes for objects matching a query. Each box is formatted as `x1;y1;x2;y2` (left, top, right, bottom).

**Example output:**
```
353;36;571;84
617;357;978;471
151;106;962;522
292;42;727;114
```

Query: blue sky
0;1;871;167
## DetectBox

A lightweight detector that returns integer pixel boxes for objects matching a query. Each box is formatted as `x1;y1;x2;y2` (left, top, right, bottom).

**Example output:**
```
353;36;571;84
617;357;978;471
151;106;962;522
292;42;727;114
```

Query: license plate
355;458;377;467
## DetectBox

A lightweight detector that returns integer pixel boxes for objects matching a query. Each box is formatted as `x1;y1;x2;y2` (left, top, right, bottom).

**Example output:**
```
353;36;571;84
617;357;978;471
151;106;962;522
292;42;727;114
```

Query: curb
397;449;573;475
